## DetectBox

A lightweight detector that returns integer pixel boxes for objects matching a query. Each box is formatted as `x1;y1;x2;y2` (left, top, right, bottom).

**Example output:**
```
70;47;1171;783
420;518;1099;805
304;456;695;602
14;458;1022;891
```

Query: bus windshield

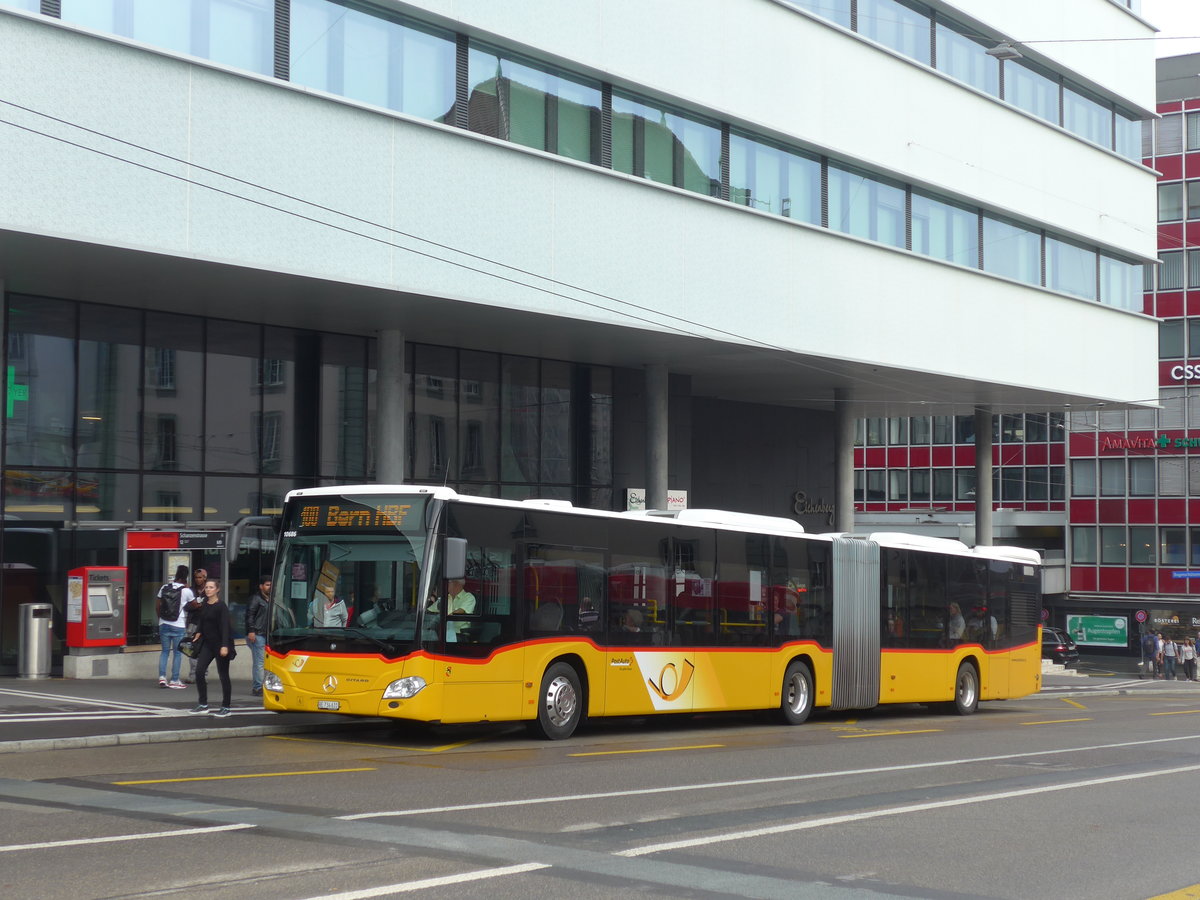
269;494;431;656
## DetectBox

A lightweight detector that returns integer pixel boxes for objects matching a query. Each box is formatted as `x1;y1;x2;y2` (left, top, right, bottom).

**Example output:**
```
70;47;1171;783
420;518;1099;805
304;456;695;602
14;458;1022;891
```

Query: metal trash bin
18;602;53;679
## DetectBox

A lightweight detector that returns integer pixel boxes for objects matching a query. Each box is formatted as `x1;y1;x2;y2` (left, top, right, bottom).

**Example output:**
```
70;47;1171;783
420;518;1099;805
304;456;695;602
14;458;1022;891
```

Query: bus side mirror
444;538;467;581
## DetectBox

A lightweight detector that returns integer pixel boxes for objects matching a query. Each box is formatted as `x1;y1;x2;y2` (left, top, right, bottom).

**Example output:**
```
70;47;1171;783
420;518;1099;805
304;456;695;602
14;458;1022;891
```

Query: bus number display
296;502;414;531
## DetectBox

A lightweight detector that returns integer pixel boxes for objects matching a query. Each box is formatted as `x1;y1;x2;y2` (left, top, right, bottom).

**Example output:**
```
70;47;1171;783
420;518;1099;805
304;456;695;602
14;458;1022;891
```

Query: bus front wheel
779;661;813;725
950;662;979;715
529;662;583;740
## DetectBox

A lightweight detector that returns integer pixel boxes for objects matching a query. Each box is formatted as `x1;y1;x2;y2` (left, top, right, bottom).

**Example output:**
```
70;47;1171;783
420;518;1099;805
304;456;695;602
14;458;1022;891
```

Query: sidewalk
0;674;359;755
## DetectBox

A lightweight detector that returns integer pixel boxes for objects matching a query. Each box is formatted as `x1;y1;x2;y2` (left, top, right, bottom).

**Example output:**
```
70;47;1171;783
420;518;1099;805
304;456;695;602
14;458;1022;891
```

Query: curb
0;720;379;755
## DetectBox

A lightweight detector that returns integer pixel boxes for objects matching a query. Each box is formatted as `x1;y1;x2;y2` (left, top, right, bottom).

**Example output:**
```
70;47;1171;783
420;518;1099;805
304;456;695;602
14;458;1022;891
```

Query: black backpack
157;582;183;621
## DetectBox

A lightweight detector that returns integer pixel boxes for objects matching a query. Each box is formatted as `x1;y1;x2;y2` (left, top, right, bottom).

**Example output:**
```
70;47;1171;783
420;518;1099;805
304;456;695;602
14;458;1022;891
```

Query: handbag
179;636;201;659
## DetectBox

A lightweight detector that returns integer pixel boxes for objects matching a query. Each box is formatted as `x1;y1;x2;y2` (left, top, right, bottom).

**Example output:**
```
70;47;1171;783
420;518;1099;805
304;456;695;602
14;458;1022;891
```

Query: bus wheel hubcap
788;674;808;712
545;676;577;726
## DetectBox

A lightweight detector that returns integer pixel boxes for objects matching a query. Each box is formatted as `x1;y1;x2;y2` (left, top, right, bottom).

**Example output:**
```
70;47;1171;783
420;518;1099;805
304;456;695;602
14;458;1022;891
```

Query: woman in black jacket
188;577;235;717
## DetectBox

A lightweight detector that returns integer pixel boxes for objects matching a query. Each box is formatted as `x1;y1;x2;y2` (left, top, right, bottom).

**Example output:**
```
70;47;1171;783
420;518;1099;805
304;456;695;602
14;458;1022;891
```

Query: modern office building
0;0;1157;672
855;51;1200;657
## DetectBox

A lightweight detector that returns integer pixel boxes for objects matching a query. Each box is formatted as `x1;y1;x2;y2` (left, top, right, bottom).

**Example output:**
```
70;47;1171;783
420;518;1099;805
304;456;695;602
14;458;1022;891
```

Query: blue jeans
158;624;186;681
248;634;266;691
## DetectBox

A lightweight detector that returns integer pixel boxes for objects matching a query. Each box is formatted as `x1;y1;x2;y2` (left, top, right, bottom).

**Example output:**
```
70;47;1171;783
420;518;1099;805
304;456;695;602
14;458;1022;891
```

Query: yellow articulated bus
262;485;1042;739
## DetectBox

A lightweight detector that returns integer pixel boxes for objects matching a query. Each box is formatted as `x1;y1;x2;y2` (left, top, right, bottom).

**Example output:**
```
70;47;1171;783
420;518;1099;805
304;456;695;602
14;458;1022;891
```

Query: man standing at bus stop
244;575;271;696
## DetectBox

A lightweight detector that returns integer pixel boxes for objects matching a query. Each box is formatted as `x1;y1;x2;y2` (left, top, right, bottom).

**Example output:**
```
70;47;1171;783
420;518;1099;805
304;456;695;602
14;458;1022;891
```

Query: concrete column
974;406;994;547
833;392;855;534
376;328;406;484
645;364;669;510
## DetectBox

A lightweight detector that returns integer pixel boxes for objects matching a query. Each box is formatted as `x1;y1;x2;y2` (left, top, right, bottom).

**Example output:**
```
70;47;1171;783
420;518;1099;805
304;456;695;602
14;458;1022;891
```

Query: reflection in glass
934;20;998;97
458;351;500;484
785;0;851;28
1100;255;1142;311
728;133;821;224
911;192;978;266
206;320;260;474
540;361;572;484
1005;60;1059;124
76;471;139;521
60;0;274;76
412;345;457;483
501;356;539;484
858;0;930;65
4;469;73;519
319;334;369;480
145;312;204;471
1063;85;1111;148
204;475;261;521
78;306;141;470
1046;237;1096;300
982;215;1040;285
612;93;721;197
1114;112;1141;161
828;164;905;248
141;473;200;521
467;46;601;164
5;296;76;469
290;0;456;120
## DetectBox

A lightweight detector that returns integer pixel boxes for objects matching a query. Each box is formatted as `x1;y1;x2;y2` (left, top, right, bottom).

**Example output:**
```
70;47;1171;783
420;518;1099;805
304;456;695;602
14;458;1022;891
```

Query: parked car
1042;626;1079;665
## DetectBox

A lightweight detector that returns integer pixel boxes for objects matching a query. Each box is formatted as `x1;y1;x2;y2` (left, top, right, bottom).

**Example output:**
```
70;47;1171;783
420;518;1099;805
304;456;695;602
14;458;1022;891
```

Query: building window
1157;114;1184;155
1159;183;1184;222
911;191;979;267
934;17;998;97
1071;459;1096;497
1159;252;1185;291
1071;527;1096;564
1130;526;1156;565
910;469;931;501
1161;320;1185;359
932;416;954;444
982;215;1040;286
866;470;885;501
1004;59;1060;124
910;416;930;444
865;418;886;445
1161;457;1186;496
932;468;953;501
1045;237;1096;300
1001;468;1023;501
954;469;975;500
1129;458;1156;496
728;132;821;223
1100;526;1126;565
858;0;932;65
61;0;275;76
1161;527;1187;565
1099;458;1125;496
467;44;602;164
612;92;721;197
153;348;176;391
290;0;456;120
1026;466;1048;500
888;417;908;445
888;470;908;501
154;416;178;471
828;163;906;248
1190;250;1200;290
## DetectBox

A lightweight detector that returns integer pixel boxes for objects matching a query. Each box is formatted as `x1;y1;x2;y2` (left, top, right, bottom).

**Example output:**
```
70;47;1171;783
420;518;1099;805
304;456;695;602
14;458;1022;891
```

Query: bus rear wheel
529;662;583;740
950;662;979;715
779;661;813;725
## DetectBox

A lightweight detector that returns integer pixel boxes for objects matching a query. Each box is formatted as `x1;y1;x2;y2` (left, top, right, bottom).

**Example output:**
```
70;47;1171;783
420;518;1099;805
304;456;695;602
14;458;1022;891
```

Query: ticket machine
66;566;128;647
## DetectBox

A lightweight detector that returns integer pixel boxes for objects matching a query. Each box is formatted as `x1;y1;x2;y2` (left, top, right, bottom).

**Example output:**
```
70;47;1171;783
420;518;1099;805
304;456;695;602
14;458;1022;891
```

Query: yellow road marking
570;744;724;757
113;767;375;785
1149;885;1200;899
838;729;941;739
267;734;484;752
1150;709;1200;717
1062;698;1087;710
1021;718;1092;725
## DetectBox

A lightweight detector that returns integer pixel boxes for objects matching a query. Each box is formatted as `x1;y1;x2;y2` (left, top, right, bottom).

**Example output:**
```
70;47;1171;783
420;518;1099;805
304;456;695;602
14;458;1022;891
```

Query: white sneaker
167;681;186;690
158;678;167;687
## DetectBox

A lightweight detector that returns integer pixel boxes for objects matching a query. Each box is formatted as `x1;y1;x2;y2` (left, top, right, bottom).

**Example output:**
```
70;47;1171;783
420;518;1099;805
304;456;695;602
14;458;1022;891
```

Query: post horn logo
647;659;695;701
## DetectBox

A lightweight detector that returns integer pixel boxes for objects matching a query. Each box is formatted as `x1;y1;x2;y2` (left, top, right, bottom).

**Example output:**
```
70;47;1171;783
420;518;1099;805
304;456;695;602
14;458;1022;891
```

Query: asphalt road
2;678;1200;899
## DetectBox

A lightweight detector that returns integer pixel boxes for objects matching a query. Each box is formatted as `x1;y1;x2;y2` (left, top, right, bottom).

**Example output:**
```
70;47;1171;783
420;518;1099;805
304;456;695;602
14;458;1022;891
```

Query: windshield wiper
338;627;398;657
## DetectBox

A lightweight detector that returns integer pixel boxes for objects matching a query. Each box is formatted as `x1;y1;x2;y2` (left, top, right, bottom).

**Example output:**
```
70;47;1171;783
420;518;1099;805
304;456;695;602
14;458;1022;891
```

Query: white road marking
0;823;254;853
297;863;551;898
341;731;1200;821
616;762;1200;856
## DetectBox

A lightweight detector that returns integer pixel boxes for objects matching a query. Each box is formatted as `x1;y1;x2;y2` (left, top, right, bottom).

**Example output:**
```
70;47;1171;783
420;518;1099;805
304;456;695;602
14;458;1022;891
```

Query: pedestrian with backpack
156;565;195;689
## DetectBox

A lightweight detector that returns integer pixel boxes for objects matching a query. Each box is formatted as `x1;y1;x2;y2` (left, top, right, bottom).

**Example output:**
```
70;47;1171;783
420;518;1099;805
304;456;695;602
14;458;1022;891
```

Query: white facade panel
0;4;1158;412
389;0;1155;259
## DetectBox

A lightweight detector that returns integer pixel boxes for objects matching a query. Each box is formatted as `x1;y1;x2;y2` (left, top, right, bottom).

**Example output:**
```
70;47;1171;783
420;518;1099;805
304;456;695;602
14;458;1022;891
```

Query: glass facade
17;0;1146;312
60;0;275;76
0;294;613;658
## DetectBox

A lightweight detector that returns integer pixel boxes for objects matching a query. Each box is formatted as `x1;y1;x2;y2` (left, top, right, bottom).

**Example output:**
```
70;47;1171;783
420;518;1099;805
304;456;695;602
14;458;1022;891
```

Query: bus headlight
264;671;284;693
382;676;427;699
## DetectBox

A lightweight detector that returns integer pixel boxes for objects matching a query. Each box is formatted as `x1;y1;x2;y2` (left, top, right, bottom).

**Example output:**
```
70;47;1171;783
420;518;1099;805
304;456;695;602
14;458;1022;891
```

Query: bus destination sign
288;496;425;534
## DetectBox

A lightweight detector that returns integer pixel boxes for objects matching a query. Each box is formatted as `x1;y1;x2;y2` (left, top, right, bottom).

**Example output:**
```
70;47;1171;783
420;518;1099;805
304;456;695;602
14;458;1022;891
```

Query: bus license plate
317;699;340;711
